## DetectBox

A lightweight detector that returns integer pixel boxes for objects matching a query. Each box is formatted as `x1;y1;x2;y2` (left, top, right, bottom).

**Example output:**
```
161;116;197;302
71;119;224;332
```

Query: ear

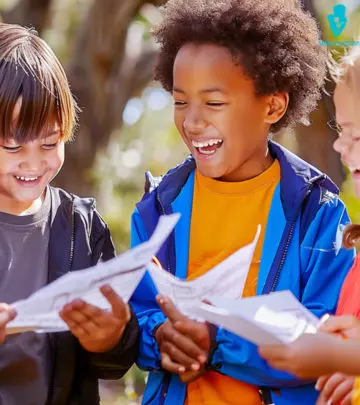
264;93;289;125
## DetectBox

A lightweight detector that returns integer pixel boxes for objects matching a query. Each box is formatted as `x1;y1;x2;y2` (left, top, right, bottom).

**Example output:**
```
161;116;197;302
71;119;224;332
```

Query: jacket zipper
269;219;296;293
156;190;172;274
269;187;312;293
67;199;76;273
47;199;76;405
156;189;173;405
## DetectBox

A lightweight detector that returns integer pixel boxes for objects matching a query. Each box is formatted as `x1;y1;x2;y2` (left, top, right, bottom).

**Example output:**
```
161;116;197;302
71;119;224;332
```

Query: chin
197;166;224;180
15;188;45;203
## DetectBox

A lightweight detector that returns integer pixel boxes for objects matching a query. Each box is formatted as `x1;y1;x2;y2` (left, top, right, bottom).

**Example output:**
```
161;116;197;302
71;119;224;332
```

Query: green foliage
340;172;360;226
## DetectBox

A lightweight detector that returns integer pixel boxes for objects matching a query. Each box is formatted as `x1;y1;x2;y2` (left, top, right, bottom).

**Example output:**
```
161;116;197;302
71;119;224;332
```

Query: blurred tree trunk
297;0;345;187
56;0;167;195
3;0;166;196
1;0;52;34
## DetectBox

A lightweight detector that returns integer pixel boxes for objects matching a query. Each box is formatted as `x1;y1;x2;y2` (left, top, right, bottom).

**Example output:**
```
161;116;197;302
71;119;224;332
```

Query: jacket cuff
86;305;140;379
205;323;221;372
149;317;166;368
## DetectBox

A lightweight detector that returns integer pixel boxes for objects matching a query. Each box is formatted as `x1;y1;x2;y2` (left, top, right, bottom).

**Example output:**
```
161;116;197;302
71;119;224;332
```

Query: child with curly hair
130;1;354;404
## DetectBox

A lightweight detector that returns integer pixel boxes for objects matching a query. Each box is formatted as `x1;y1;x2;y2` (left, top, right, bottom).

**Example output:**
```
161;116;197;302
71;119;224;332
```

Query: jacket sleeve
90;209;117;264
85;306;140;379
207;198;354;388
84;209;140;379
129;208;166;371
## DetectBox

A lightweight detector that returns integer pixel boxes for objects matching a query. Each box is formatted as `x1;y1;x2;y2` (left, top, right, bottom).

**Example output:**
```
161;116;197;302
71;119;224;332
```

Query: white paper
7;214;180;334
189;291;319;345
148;225;261;315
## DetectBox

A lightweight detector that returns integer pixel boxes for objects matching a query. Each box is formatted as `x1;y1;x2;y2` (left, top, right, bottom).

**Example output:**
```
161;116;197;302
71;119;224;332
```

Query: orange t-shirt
185;161;280;405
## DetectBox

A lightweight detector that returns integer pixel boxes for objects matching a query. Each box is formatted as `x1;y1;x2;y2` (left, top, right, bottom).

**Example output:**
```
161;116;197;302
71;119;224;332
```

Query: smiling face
173;43;288;182
333;82;360;199
0;99;64;214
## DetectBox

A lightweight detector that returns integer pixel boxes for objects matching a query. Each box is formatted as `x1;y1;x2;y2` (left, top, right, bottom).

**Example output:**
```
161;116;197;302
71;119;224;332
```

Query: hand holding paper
258;332;346;379
6;214;180;335
155;295;210;383
318;314;360;340
60;285;131;353
0;304;17;342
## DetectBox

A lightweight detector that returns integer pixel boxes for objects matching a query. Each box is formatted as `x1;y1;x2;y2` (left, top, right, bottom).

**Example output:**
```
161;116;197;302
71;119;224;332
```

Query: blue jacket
130;142;354;405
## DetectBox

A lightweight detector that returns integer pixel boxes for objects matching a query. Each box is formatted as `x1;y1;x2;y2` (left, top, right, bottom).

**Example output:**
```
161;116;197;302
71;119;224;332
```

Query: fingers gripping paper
6;214;180;334
6;214;318;347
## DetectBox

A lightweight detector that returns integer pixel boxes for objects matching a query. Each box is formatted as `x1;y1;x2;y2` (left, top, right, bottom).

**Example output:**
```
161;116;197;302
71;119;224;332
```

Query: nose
183;105;206;134
333;136;349;156
19;149;43;173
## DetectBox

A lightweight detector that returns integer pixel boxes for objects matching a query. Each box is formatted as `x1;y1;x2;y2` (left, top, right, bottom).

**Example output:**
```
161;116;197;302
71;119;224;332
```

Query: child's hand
155;295;210;376
155;320;207;373
60;285;130;353
319;315;360;340
0;303;16;343
315;373;354;405
258;333;343;378
178;368;206;383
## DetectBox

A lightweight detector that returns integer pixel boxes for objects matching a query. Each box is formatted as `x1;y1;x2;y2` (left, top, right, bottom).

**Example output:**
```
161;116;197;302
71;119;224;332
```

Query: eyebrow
173;87;226;94
41;129;61;139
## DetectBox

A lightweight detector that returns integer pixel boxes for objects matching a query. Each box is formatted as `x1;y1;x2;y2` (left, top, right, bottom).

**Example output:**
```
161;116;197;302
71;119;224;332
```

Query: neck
0;195;44;216
218;148;274;182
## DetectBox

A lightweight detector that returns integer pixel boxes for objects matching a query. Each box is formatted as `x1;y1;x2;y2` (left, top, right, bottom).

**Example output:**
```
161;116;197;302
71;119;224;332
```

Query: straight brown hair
0;23;78;143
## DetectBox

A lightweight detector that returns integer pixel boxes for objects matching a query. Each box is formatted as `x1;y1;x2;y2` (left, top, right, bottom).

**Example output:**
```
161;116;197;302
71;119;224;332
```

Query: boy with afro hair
130;0;354;404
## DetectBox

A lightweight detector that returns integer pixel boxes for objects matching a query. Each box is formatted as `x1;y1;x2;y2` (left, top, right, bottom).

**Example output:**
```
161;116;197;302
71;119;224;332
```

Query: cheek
0;153;18;174
174;111;183;131
353;142;360;165
48;145;65;171
174;112;189;142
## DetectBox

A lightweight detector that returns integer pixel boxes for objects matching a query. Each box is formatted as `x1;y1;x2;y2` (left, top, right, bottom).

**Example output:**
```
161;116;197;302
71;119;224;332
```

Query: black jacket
46;187;139;405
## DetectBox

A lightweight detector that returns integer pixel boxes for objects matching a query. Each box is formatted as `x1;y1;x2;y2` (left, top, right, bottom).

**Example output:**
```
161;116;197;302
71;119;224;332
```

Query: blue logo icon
328;4;348;37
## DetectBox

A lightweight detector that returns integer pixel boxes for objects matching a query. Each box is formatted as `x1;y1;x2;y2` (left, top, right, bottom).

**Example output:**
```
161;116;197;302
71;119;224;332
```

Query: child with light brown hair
0;22;139;405
260;44;360;405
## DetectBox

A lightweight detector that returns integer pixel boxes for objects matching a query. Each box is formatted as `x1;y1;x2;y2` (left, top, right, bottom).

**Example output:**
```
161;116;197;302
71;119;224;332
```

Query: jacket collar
139;141;339;223
268;141;338;220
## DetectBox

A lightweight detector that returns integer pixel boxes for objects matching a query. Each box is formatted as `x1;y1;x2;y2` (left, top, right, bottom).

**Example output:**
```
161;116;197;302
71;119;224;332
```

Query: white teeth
199;149;216;155
15;176;39;182
192;139;223;148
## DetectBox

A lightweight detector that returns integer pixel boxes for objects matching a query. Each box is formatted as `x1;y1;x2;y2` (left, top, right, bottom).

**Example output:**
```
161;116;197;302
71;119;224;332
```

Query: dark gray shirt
0;192;51;405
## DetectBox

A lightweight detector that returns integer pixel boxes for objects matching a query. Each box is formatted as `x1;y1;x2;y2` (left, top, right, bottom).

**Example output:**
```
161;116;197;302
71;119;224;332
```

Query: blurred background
0;0;359;403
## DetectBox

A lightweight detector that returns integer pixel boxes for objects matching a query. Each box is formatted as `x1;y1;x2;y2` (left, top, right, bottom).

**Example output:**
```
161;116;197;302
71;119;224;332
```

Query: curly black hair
153;0;327;132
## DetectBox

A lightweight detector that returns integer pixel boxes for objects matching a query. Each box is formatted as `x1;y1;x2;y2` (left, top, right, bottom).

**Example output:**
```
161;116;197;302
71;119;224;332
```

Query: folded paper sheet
148;225;261;315
6;213;180;334
190;291;320;345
